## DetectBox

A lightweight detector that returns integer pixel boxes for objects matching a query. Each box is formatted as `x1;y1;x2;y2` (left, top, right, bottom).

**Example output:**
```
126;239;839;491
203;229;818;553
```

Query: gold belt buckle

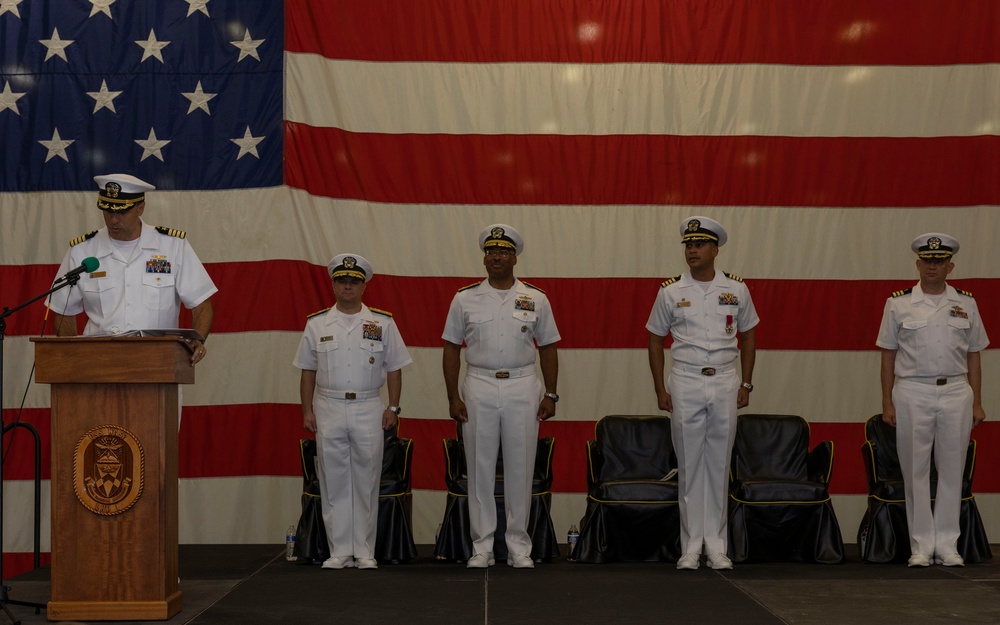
495;371;510;379
345;392;357;399
700;367;716;376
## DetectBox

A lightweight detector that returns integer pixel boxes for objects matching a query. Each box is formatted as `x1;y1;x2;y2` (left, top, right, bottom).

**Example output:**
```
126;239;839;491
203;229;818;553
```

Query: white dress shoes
466;553;496;568
707;553;733;570
507;554;535;569
907;554;931;567
321;556;356;570
676;554;700;570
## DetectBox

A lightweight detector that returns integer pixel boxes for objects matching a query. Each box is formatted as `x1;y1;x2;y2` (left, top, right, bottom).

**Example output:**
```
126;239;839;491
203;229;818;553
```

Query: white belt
673;362;736;376
905;375;967;386
467;364;536;380
316;388;381;400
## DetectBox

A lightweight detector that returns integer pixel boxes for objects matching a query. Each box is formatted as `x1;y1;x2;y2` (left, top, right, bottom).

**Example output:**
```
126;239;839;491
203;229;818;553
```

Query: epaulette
457;281;481;292
891;288;913;298
724;272;744;283
369;307;393;317
660;275;681;288
69;230;98;247
522;281;545;293
307;307;331;319
155;226;186;239
957;288;974;298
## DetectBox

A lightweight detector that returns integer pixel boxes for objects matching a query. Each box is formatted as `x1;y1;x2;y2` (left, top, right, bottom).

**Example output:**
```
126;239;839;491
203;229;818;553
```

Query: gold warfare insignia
73;425;144;516
343;256;357;269
928;237;941;250
686;219;700;233
106;182;121;198
492;226;505;239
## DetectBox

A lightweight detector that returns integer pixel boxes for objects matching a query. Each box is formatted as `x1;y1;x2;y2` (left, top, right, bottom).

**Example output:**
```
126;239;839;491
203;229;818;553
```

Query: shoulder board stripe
891;288;913;298
369;307;393;317
957;288;974;298
660;275;681;288
155;226;186;239
307;307;331;319
522;281;545;293
724;272;744;282
69;230;98;247
457;281;481;292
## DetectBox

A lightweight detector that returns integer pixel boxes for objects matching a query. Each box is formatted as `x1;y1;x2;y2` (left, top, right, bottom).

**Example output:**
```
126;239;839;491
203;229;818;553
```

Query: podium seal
73;425;145;515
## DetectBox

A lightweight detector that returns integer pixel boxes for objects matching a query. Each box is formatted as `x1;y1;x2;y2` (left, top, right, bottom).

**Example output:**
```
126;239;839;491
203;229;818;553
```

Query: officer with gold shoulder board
294;254;412;571
442;224;561;570
47;174;216;366
646;216;759;571
877;233;988;568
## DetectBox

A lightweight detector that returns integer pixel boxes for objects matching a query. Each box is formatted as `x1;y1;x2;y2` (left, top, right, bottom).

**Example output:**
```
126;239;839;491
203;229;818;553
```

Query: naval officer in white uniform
647;216;759;571
877;233;988;568
442;224;561;570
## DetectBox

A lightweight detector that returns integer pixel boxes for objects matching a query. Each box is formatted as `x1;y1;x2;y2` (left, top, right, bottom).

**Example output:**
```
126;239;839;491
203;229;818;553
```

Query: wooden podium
32;336;192;621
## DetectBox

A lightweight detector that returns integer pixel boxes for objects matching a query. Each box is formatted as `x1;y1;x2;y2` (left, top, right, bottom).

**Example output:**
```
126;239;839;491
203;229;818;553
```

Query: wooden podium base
48;591;183;621
33;337;191;622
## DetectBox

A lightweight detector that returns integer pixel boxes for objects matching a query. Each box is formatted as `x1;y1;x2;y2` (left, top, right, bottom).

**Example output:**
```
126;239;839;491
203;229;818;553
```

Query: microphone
55;257;100;284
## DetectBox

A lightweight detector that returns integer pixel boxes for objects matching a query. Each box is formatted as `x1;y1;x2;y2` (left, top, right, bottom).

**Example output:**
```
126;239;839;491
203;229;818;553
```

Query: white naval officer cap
328;253;373;282
911;233;959;260
94;173;155;212
479;224;524;256
680;216;727;247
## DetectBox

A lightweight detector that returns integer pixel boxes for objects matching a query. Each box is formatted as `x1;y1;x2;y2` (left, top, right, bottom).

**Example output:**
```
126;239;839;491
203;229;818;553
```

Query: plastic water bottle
285;525;297;561
567;524;579;561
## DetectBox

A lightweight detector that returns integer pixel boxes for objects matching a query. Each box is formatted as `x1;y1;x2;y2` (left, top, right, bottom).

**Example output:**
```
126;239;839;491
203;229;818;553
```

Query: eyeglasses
485;249;514;257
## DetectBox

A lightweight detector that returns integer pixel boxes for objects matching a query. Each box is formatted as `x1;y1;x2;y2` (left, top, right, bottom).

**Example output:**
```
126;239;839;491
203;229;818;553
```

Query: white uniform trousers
462;372;542;558
314;393;385;560
668;366;739;556
893;377;973;558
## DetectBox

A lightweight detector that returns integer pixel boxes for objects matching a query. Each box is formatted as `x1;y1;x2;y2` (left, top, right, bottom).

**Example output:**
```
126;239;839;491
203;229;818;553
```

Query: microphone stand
0;275;80;623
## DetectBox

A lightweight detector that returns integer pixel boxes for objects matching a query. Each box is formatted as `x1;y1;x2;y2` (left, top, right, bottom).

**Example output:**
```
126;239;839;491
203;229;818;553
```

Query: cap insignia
343;256;356;269
686;220;700;233
491;227;505;239
928;237;941;250
106;182;121;198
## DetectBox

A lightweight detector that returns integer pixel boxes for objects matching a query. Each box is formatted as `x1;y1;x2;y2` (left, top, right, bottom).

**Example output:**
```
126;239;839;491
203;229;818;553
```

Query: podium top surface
32;336;196;384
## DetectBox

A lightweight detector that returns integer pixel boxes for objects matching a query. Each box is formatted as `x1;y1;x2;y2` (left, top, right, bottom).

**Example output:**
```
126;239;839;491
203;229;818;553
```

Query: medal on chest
725;314;735;335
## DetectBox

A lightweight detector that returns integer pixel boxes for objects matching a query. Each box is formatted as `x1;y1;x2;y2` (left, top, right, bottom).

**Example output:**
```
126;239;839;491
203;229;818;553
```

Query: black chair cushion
591;479;678;503
731;479;829;503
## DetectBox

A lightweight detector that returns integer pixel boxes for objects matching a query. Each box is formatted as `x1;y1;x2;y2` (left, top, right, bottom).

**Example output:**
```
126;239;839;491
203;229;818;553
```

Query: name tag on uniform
677;299;691;308
89;271;107;278
320;336;334;342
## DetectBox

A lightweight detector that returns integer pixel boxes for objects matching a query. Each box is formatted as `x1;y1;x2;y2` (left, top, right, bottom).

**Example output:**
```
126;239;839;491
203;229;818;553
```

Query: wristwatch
543;392;559;402
387;405;402;416
740;382;754;393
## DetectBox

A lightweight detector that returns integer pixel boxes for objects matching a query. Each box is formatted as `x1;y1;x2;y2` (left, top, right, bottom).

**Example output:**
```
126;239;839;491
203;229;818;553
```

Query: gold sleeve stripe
155;226;187;239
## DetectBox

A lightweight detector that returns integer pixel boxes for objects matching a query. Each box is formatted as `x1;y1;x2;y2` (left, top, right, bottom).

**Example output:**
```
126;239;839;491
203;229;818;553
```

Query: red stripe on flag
2;552;51;581
5;264;999;351
286;0;1000;65
285;126;1000;208
8;406;1000;496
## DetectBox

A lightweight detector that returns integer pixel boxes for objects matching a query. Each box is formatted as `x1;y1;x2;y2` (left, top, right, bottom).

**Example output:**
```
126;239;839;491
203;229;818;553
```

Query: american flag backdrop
2;0;999;577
